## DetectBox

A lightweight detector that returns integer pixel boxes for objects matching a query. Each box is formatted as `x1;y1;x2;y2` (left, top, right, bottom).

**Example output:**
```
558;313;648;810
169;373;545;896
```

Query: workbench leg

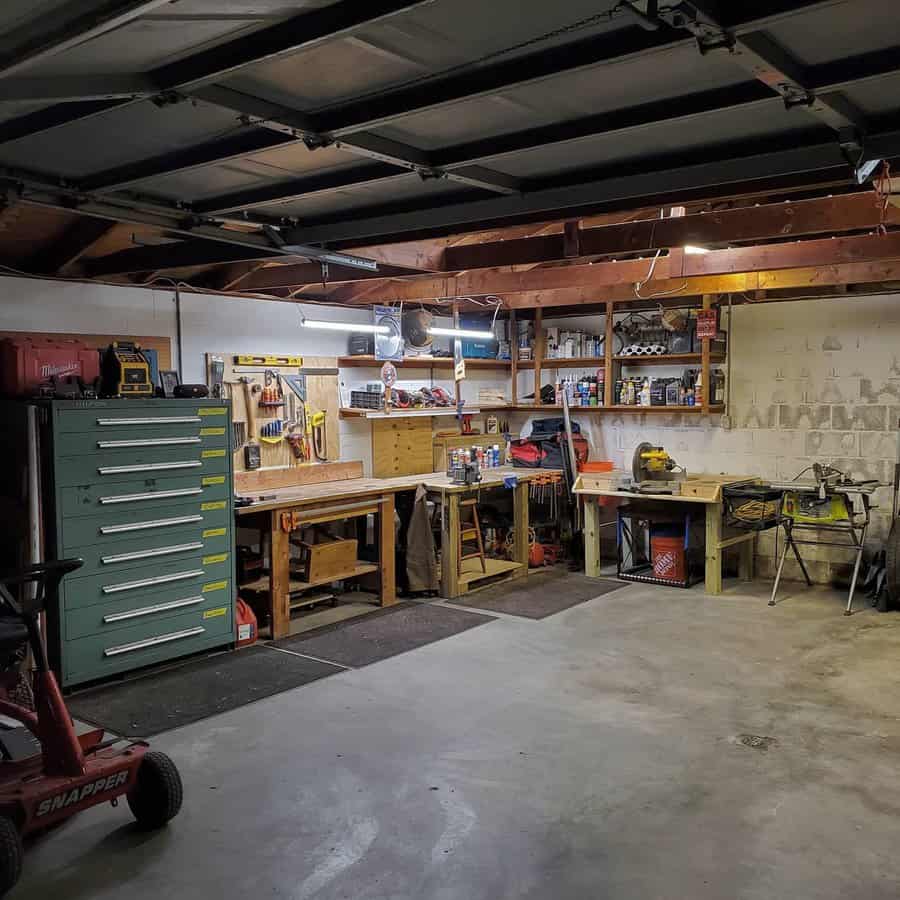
440;494;461;599
738;534;755;582
705;505;723;595
269;510;291;639
378;495;397;607
583;498;602;577
514;481;529;572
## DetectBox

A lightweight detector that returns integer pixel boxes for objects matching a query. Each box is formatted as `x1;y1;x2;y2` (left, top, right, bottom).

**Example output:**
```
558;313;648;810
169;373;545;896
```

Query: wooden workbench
575;475;755;594
236;467;553;636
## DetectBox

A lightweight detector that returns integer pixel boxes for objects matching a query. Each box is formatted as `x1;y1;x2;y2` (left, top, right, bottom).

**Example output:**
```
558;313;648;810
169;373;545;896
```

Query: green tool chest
39;399;236;687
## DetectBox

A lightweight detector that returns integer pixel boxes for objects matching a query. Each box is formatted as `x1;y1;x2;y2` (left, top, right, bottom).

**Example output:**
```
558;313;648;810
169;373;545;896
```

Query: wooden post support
452;300;462;406
510;309;518;406
701;293;713;411
739;533;755;582
513;481;529;571
705;503;723;595
604;300;614;407
269;509;291;639
378;494;397;606
440;493;461;599
534;307;543;405
583;497;602;577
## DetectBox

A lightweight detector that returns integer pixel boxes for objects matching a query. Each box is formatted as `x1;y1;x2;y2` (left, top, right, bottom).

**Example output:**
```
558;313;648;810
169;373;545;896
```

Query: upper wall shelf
612;352;725;367
521;357;605;369
337;355;510;370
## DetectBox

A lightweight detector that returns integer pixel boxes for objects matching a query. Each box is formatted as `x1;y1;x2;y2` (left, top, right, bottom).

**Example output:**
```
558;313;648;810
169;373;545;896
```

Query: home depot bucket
650;529;686;582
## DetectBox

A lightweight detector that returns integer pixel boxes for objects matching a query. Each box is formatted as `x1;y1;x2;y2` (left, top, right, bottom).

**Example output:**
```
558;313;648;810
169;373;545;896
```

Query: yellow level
234;354;302;366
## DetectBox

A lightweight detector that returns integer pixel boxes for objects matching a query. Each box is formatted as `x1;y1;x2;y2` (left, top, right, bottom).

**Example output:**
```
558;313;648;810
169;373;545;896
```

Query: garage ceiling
0;0;898;282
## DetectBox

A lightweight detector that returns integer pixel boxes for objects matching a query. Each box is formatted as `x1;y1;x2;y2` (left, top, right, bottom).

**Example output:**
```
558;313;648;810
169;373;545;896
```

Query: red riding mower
0;559;183;895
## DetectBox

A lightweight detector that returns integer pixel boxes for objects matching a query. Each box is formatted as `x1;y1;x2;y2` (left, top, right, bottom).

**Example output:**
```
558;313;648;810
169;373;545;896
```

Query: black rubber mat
452;571;627;619
67;645;342;737
274;601;495;667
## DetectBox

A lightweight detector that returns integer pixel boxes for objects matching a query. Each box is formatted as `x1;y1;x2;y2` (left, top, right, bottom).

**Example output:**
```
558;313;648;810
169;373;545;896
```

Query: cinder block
860;378;900;404
804;431;858;457
753;430;805;457
860;432;897;459
832;405;888;431
779;405;831;429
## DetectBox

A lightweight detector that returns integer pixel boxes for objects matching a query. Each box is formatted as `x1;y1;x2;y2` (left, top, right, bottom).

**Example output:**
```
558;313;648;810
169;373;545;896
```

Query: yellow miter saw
632;442;686;494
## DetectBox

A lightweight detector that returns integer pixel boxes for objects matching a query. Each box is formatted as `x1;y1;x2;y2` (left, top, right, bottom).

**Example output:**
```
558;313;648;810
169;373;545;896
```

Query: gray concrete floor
18;578;900;899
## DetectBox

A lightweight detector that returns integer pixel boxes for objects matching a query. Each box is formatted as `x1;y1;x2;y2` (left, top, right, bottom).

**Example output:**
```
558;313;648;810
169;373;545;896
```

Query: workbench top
235;467;558;514
574;473;754;505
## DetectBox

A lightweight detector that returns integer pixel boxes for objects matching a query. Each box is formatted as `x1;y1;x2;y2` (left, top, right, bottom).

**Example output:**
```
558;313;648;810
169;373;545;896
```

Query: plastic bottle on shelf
639;377;651;407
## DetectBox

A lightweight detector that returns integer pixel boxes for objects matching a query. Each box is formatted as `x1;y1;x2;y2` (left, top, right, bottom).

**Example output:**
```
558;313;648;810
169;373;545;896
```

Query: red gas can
0;336;100;396
235;599;258;647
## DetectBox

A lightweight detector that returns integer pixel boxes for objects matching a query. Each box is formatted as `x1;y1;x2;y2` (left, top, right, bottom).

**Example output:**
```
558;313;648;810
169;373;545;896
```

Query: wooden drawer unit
40;399;237;687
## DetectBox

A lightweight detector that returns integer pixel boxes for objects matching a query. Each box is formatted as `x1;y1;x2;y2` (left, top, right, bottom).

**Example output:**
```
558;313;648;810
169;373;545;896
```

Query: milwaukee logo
35;770;129;818
39;362;80;378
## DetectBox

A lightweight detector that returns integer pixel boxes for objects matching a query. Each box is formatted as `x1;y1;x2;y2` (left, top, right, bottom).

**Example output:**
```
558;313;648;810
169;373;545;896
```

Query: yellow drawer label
202;475;225;486
200;427;226;436
201;500;226;511
203;527;227;538
202;449;226;459
198;407;227;417
203;607;227;620
202;580;227;593
202;553;228;565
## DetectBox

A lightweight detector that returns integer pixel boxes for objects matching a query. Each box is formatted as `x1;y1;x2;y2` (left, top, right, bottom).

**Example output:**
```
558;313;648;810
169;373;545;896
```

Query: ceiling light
683;245;710;255
301;319;389;334
428;326;494;339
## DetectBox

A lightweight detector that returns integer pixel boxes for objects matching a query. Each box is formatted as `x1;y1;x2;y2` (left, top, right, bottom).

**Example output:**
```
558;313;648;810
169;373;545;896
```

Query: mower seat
0;618;28;652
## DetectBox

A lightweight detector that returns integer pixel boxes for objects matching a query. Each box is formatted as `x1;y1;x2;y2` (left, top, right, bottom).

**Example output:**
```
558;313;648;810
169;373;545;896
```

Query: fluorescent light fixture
428;326;494;339
301;319;389;334
683;245;710;255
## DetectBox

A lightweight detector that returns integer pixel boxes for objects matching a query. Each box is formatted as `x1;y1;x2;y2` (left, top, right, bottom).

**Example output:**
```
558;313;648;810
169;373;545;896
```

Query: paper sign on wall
696;309;718;340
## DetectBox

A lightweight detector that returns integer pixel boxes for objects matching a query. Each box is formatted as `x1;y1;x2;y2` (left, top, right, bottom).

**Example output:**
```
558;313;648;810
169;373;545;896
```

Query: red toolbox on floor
0;336;100;396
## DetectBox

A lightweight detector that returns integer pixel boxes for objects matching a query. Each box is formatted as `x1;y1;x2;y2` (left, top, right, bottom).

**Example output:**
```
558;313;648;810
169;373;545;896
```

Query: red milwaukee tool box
0;336;100;396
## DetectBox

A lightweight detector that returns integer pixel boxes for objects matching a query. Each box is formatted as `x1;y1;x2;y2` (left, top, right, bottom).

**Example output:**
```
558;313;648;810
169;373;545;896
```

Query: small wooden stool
459;498;487;575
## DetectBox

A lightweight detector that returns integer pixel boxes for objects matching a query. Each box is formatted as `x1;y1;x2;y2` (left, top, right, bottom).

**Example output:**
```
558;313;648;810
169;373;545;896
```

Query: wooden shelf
340;407;480;419
338;355;510;370
455;404;726;415
519;357;605;370
240;561;378;594
611;405;726;414
612;352;725;367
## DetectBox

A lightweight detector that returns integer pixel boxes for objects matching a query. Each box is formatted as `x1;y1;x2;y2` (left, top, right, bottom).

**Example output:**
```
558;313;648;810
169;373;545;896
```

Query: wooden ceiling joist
310;231;900;305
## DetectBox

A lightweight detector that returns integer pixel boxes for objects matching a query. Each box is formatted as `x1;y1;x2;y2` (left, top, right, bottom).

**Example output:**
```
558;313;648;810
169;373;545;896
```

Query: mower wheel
127;752;183;830
0;817;23;897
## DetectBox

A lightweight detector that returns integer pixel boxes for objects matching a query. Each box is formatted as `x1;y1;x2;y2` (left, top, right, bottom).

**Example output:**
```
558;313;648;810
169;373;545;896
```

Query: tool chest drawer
40;399;236;688
60;423;228;456
63;525;231;577
64;579;232;641
61;552;231;611
59;474;228;518
63;604;233;685
53;402;228;433
61;500;229;551
54;445;228;487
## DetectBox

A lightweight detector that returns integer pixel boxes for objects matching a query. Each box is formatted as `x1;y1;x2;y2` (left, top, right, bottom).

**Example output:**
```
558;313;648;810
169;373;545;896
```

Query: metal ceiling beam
309;0;845;138
0;1;433;146
0;0;173;79
282;128;897;245
190;85;519;196
0;75;155;102
82;240;282;278
80;130;296;193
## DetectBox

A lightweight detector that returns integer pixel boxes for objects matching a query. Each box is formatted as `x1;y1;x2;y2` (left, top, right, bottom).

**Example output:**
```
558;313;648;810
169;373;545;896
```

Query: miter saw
631;442;686;494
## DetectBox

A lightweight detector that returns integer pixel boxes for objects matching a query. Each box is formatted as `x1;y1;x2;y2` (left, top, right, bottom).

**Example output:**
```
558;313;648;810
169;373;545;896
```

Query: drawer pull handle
98;461;202;475
96;417;202;426
97;437;202;449
102;569;204;594
104;626;205;657
100;515;203;535
103;596;205;624
99;487;203;505
101;542;204;565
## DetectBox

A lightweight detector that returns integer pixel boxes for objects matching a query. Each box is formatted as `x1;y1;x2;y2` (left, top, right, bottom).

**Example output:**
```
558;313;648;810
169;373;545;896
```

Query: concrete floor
18;578;900;900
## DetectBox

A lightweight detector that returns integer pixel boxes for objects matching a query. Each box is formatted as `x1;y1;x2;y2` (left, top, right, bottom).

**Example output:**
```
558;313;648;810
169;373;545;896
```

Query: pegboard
206;353;341;474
